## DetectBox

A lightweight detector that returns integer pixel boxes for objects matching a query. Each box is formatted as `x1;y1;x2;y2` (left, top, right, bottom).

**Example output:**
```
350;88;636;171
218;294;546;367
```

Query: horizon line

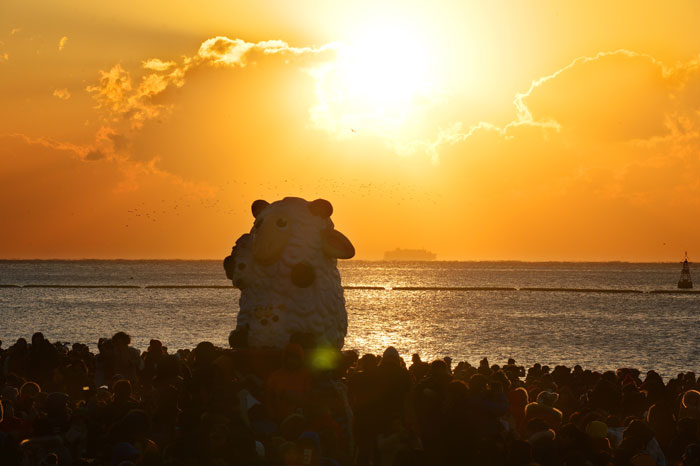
0;258;690;264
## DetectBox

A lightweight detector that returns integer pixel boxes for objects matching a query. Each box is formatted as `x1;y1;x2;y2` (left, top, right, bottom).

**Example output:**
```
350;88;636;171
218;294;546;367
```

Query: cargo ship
383;248;437;261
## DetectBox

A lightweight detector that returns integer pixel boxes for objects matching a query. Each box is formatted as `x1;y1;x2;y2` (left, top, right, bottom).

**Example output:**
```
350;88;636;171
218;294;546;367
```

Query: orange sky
1;1;700;260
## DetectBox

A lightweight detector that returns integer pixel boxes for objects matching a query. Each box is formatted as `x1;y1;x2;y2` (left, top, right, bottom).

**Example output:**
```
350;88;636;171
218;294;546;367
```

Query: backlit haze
2;0;700;261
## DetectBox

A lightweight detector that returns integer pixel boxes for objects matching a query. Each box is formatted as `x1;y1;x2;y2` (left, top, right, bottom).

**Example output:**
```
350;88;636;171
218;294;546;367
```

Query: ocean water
0;260;698;379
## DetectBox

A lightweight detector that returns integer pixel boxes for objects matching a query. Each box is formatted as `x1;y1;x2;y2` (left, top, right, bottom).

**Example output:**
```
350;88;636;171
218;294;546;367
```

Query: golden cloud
197;37;335;67
86;64;176;130
434;50;700;156
52;88;71;100
142;58;176;71
87;36;334;131
58;36;68;51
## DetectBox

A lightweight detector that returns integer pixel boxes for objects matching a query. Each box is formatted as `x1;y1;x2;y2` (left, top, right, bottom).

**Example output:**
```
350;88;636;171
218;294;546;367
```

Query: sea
0;260;698;380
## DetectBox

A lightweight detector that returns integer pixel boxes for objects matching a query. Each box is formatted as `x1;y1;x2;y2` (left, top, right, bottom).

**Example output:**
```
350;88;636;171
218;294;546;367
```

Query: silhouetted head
509;386;529;409
14;337;27;351
623;419;654;444
31;332;45;346
147;339;162;354
469;373;488;396
194;341;217;366
446;380;468;403
358;354;377;371
536;390;559;407
682;389;700;409
382;346;401;366
429;359;450;379
113;379;132;402
112;332;131;347
21;381;41;397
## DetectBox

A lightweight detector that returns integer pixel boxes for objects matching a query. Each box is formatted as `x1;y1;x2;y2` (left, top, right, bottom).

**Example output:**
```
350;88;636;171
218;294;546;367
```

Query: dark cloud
85;149;105;161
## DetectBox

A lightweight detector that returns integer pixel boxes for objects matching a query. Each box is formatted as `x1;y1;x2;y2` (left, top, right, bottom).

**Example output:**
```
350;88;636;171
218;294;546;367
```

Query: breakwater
1;283;698;294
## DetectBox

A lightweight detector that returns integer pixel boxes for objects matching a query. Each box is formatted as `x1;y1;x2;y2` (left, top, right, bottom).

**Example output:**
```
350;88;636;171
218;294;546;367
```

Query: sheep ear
321;229;355;259
251;200;269;218
309;199;333;217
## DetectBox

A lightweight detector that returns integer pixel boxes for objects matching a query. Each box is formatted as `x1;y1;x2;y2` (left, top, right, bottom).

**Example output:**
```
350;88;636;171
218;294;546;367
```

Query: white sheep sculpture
224;197;355;349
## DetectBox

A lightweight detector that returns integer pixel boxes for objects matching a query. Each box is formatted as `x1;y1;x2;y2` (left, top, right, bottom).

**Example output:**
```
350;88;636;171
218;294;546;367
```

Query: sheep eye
276;218;287;228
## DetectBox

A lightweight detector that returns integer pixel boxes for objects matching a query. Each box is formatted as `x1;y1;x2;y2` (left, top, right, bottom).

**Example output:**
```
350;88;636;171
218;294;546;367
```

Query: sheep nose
290;262;315;288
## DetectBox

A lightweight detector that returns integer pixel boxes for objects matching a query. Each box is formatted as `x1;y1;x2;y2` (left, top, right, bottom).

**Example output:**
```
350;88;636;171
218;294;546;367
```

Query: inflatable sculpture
224;197;355;349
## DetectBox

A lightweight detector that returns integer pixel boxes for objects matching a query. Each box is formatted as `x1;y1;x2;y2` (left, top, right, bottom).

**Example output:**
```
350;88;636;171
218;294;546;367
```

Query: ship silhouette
383;248;436;261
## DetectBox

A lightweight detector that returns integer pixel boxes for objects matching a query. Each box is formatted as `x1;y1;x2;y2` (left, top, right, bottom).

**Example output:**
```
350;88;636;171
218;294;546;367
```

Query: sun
341;21;435;108
312;19;441;136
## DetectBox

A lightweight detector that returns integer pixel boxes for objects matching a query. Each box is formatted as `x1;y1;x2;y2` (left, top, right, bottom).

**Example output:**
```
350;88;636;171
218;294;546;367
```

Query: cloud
12;133;92;159
431;50;700;242
0;133;219;258
142;58;176;71
197;37;253;66
58;36;68;51
12;126;129;164
310;48;700;164
197;37;335;67
85;149;105;161
87;36;334;131
86;64;177;129
53;88;71;100
4;132;217;195
432;49;700;158
512;50;660;124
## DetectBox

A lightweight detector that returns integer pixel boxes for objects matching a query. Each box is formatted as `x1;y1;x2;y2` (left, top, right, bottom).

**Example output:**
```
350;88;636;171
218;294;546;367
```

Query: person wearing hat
680;390;700;421
524;390;563;431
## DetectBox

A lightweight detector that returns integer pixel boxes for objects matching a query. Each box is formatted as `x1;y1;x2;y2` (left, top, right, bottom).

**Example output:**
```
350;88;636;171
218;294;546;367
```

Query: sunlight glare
313;19;440;135
342;22;435;108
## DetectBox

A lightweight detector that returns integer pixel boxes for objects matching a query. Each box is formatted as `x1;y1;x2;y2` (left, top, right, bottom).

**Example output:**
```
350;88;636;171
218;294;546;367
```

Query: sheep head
249;197;354;268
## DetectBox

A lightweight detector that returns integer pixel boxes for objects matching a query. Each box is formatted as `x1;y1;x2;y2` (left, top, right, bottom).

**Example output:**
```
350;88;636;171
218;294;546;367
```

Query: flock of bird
122;177;442;228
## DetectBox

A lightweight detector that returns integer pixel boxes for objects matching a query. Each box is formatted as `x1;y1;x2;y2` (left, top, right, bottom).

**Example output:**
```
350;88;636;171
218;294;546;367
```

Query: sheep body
225;197;353;349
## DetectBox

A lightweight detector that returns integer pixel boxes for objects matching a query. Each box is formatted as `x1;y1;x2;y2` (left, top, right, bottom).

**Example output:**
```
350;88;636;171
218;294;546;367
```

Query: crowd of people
0;331;698;466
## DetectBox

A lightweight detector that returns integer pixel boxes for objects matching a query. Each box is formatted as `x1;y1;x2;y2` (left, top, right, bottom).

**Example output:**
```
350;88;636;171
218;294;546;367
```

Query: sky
1;0;700;260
